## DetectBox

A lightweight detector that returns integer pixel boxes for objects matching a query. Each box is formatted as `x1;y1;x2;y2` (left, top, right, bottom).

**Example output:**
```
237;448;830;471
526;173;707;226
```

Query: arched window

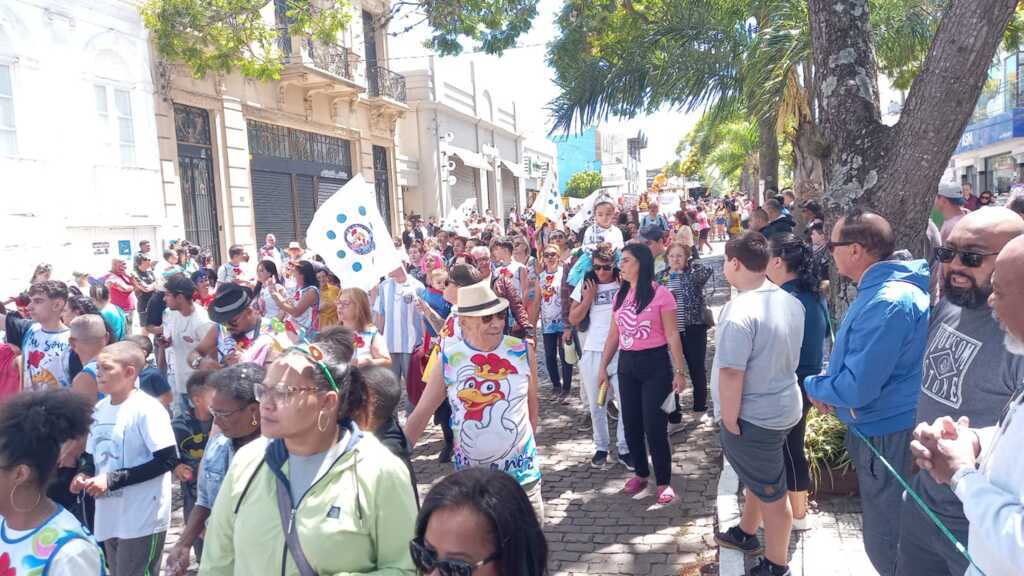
92;50;135;165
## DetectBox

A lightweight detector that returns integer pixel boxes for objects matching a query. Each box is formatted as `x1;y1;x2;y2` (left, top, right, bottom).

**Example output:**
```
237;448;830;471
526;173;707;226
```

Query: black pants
619;346;673;485
783;372;815;492
680;325;708;411
543;331;573;392
434;399;453;448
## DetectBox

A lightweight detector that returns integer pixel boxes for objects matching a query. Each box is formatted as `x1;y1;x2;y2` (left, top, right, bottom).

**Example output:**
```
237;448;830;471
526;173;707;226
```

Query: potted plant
804;408;858;496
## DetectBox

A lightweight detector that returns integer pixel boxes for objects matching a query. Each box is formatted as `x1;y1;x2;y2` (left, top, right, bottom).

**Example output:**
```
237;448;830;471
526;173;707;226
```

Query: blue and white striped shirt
372;276;426;354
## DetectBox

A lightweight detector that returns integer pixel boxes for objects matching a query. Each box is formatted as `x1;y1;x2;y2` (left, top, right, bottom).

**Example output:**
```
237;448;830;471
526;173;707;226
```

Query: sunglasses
410;539;499;576
480;310;508;324
827;240;856;253
934;246;999;268
592;264;613;271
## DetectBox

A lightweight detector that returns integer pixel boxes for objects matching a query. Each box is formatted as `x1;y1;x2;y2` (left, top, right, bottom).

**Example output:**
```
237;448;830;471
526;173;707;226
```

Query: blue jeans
846;428;913;576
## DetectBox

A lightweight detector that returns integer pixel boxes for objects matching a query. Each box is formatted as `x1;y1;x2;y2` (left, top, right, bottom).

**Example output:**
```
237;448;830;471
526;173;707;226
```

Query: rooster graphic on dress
454;352;525;466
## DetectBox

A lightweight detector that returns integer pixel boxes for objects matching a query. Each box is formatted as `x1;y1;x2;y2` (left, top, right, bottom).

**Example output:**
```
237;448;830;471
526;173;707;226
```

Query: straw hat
453;279;508;317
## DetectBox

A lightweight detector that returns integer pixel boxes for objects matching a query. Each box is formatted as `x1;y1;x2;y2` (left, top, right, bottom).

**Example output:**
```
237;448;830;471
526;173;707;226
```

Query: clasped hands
910;416;981;485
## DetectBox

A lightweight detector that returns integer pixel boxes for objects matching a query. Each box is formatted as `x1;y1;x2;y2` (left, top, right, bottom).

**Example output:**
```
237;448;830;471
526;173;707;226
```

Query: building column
221;96;255;252
478;166;490;211
153;96;185;247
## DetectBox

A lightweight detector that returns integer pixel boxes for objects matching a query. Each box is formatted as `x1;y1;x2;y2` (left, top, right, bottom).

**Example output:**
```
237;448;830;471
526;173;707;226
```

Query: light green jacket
198;429;417;576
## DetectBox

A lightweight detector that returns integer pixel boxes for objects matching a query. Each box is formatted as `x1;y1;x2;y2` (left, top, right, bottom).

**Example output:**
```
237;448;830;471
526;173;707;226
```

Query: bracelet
673;367;686;375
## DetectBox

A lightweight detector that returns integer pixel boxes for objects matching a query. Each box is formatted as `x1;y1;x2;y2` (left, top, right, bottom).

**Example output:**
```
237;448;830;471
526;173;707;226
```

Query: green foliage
141;0;353;80
421;0;541;55
804;408;853;490
564;170;603;199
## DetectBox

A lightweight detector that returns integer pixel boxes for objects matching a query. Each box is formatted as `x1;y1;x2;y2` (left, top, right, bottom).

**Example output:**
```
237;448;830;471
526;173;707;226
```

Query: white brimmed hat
453;279;509;317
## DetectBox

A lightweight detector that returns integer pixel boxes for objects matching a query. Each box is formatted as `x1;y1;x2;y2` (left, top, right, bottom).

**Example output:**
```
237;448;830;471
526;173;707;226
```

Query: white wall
0;0;163;296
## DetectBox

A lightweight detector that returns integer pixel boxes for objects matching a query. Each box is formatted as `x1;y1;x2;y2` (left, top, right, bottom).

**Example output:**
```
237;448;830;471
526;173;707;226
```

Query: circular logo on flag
344;223;375;255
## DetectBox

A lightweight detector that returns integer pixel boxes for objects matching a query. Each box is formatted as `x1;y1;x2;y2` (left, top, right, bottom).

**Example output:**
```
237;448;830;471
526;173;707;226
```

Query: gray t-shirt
913;299;1024;517
711;281;805;430
288;449;330;504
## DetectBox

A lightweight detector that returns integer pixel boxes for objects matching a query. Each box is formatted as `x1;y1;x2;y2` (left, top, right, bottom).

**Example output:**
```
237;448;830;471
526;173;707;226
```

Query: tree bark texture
793;119;826;204
808;0;1018;254
758;112;780;194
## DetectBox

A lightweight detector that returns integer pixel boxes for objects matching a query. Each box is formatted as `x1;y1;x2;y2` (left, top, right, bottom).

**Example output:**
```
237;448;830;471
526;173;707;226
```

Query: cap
938;182;964;203
209;283;253;324
287;241;303;251
639;223;666;242
164;273;196;298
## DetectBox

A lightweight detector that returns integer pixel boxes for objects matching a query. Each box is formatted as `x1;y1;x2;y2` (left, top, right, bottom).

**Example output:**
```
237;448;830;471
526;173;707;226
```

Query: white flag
306;175;402;291
530;176;564;222
441;198;473;238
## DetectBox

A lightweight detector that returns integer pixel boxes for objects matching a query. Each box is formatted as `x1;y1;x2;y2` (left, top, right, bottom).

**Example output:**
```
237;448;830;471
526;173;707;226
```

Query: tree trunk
758;112;780;194
807;0;1018;316
809;0;1017;252
793;119;826;204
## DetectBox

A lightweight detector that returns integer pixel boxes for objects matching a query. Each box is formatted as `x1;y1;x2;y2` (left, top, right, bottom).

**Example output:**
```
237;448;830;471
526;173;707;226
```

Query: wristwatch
950;466;978;490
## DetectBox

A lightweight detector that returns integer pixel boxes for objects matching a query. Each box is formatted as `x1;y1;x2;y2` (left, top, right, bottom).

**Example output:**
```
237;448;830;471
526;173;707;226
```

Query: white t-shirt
582;223;624;251
163;306;215;394
87;389;175;541
571;280;620;352
217;262;246;285
1;508;103;576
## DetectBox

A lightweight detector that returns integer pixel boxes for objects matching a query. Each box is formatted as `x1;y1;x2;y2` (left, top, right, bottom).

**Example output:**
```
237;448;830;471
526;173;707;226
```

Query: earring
10;482;41;514
251;412;258;427
316;409;328;432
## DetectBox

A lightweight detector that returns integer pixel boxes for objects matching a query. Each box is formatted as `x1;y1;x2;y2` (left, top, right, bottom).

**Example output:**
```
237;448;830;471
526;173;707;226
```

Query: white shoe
791;515;812;532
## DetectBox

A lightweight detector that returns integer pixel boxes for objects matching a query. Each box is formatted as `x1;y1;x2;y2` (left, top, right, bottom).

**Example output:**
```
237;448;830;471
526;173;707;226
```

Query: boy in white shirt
71;341;177;576
582;197;624;251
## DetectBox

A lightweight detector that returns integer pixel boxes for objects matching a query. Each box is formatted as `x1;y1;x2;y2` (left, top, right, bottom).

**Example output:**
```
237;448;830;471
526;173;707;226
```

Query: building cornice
411;100;524;142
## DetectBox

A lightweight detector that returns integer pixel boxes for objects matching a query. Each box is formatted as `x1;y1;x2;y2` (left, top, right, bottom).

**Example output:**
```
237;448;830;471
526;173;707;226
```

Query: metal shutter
502;169;517;215
318;177;347;207
296;175;316;242
451;161;477;210
252;170;296;245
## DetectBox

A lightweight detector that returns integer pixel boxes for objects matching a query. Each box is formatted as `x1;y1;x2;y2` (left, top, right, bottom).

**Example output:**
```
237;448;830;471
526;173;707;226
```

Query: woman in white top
0;390;104;575
254;259;284;319
337;287;391;367
271;260;320;335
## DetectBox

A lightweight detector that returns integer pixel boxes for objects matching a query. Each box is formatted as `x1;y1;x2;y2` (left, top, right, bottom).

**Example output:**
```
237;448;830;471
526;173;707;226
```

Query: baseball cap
937;182;964;204
639;223;666;242
164;273;196;298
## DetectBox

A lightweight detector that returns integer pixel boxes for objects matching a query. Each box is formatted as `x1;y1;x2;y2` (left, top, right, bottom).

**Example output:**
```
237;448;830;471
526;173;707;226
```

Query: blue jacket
804;259;930;436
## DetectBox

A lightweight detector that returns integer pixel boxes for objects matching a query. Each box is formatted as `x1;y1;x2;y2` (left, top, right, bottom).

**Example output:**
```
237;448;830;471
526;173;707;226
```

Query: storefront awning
500;158;527;179
443;145;492;171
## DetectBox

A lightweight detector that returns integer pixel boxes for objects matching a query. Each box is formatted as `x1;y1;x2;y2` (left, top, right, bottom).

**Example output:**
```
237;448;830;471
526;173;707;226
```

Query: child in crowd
69;315;108;402
171;368;215;555
582;197;624;251
127;334;173;408
72;341;177;576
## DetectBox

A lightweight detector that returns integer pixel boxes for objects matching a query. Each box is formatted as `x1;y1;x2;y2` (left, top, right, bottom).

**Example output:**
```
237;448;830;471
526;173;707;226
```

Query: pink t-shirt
614;284;676;351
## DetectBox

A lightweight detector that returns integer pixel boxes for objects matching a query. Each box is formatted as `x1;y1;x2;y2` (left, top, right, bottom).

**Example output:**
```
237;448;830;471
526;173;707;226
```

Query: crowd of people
0;180;1022;576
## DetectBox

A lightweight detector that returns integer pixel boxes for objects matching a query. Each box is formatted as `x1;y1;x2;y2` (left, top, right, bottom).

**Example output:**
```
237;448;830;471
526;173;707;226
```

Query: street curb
716;458;745;576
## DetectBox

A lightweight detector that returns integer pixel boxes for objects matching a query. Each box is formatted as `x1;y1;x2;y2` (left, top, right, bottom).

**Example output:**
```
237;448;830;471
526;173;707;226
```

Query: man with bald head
910;234;1024;576
805;208;931;576
895;208;1024;575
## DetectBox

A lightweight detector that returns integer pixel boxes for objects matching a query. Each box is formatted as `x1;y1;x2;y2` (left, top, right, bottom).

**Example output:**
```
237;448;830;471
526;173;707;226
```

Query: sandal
623;476;648;495
656;485;676;505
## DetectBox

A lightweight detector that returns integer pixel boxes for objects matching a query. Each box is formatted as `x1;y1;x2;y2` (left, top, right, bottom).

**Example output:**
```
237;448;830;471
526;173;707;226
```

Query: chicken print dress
442;336;541;486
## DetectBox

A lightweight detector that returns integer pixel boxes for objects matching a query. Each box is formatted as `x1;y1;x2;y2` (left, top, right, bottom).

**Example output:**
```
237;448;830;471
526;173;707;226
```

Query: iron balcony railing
304;38;356;82
367;63;407;103
969;79;1024;124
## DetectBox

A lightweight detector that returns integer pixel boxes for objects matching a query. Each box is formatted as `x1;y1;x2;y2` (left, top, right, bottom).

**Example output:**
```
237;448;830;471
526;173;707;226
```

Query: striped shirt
373;276;425;354
657;263;713;329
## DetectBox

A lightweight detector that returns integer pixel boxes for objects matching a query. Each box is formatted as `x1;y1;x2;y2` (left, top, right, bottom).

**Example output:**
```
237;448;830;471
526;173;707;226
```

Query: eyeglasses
592;264;613;271
410;539;499;576
254;383;319;405
543;253;559;259
210;406;245;420
480;310;508;324
827;240;856;253
934;246;999;268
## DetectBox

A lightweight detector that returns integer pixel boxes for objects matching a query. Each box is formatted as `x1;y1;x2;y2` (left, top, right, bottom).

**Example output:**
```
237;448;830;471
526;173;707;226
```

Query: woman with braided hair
766;232;829;530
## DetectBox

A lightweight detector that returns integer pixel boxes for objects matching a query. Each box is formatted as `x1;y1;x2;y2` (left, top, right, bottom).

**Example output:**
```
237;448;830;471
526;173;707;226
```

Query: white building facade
0;0;164;294
396;57;527;220
522;136;557;205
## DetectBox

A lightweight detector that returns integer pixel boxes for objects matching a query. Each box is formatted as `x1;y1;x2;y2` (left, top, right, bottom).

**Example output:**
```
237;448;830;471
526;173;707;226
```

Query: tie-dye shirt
613;284;676;351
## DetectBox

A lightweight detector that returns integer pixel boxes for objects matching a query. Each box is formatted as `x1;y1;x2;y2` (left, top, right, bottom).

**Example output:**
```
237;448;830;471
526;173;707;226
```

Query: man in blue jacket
805;208;930;576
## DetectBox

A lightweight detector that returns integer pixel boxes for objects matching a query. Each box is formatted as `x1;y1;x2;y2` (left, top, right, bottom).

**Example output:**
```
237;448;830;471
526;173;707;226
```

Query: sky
385;0;701;170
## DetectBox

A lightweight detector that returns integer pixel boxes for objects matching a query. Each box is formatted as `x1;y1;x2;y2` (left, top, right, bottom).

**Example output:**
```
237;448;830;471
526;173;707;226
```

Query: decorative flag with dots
530;175;564;224
306;175;403;291
440;198;474;238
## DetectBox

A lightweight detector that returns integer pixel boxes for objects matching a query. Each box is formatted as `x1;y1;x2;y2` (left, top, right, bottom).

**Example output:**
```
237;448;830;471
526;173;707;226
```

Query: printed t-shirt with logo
0;506;104;575
4;316;71;390
612;284;676;350
538;267;564;333
442;335;540;487
571;280;620;352
353;327;380;361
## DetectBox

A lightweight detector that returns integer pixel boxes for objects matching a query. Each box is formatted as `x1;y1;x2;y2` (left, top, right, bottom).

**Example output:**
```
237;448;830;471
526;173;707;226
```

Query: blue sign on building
551;127;600;194
955;108;1024;155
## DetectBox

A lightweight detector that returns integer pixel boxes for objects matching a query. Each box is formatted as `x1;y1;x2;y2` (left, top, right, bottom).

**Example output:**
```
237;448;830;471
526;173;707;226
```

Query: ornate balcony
278;34;363;101
367;63;407;103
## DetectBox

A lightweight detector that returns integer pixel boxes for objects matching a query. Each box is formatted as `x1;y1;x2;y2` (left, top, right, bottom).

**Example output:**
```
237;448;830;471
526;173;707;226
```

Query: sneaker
656;485;676;504
438;444;453;464
699;412;715;427
714;525;763;555
791;515;812;532
747;557;791;576
668;421;687;436
623;476;648;495
590;450;608;468
618;452;636;472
